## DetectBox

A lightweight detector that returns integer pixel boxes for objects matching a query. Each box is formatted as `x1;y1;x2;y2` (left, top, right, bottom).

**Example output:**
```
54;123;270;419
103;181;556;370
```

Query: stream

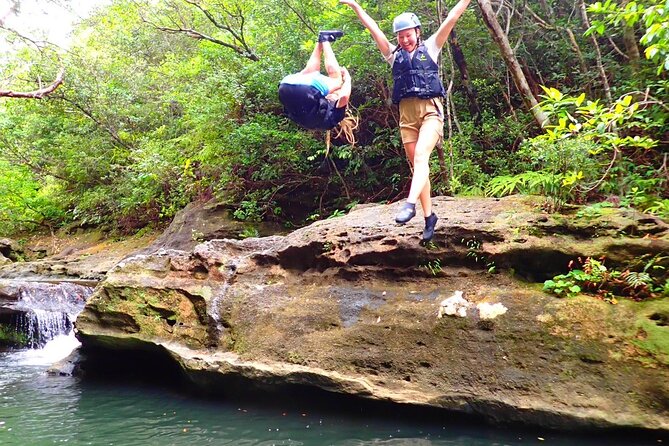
0;279;659;445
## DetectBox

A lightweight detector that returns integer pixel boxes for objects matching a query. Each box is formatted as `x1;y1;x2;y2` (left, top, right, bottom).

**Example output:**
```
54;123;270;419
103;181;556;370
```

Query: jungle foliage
0;0;666;236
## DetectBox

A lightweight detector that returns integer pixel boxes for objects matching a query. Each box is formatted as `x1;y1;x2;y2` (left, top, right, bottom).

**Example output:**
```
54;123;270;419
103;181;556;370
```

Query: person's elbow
337;89;352;107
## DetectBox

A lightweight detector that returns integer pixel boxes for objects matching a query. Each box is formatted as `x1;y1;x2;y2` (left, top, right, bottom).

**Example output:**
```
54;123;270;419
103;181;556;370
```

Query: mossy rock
0;323;28;348
626;298;669;366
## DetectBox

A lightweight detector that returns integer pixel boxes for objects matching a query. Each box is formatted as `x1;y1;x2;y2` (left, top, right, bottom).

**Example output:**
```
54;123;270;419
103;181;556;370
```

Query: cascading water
209;262;237;334
0;280;94;349
15;309;72;348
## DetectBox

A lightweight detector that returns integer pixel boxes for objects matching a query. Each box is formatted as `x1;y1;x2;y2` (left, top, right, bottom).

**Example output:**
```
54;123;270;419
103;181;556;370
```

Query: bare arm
336;67;352;107
327;67;352;107
433;0;472;49
340;0;393;59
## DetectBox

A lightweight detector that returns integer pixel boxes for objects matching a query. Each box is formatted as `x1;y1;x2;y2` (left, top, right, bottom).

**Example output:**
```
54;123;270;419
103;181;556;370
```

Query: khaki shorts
398;97;444;145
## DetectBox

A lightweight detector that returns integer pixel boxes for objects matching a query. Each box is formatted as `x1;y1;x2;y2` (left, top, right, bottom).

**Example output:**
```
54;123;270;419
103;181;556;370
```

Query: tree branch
607;37;630;60
0;66;65;98
281;0;316;35
138;0;259;61
0;135;72;183
54;95;135;151
523;3;553;30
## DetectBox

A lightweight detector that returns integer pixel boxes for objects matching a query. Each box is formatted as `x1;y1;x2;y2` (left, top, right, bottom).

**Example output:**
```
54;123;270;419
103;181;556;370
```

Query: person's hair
324;108;359;160
333;109;359;145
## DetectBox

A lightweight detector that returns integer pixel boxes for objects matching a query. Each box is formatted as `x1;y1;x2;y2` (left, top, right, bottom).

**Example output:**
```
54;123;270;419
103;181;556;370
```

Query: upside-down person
278;30;357;144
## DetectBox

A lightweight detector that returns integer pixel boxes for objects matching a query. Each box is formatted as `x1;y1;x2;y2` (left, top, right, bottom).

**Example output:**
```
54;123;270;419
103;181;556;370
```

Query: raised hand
339;0;359;8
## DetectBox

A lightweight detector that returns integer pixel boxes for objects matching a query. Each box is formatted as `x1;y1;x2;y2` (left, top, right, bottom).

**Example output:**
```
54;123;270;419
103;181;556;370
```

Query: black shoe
318;30;344;42
395;202;416;224
422;213;438;241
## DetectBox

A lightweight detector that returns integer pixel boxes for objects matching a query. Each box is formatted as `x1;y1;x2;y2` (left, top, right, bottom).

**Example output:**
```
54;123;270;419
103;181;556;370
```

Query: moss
89;285;209;349
0;323;28;347
627;298;669;365
568;341;607;363
286;350;307;365
538;295;667;365
230;333;249;354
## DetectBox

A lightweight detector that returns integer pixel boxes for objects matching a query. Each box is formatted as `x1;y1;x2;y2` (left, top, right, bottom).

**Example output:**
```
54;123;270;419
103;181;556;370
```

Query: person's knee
326;68;342;83
413;148;431;166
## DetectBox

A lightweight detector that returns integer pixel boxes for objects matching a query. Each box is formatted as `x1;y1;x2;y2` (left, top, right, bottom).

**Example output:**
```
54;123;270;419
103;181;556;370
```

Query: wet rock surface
0;232;157;281
10;195;669;432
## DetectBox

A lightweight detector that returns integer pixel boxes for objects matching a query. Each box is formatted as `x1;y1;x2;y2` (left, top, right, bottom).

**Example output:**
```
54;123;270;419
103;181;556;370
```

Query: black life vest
391;43;445;104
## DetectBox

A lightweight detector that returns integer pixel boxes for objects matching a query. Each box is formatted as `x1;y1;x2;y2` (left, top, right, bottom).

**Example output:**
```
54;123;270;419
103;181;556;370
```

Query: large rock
0;200;281;282
0;232;157;281
0;238;22;262
75;195;669;432
140;198;285;254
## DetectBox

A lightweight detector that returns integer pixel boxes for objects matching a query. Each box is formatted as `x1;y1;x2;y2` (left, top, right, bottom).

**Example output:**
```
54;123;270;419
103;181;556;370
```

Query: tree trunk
477;0;548;127
578;0;612;103
620;0;641;70
623;25;640;69
565;28;588;75
520;59;541;97
537;0;554;17
523;3;589;86
449;29;482;123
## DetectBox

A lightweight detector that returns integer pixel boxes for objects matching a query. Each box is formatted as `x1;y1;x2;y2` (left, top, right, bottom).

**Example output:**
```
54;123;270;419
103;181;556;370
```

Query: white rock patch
476;302;508;320
437;291;470;318
437;291;508;320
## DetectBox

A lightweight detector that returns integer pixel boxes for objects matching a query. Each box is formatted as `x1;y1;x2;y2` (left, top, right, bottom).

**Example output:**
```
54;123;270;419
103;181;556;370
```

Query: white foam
14;332;80;366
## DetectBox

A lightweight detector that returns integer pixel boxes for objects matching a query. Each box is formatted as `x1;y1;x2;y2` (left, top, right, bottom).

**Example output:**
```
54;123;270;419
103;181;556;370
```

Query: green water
0;336;662;446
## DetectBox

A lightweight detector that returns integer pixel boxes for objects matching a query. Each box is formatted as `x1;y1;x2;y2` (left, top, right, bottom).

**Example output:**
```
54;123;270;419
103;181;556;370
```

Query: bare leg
321;41;343;92
404;128;440;217
300;43;322;74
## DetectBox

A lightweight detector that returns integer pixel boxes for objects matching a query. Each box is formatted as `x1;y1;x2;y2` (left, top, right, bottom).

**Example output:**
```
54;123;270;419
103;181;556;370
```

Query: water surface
0;335;661;446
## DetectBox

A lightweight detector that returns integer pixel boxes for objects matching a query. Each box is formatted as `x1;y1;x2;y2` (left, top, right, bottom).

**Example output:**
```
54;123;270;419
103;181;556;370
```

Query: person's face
396;27;420;52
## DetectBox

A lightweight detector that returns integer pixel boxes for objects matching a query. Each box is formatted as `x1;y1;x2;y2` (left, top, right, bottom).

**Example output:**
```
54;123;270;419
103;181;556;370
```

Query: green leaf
645;45;659;59
547;87;563;101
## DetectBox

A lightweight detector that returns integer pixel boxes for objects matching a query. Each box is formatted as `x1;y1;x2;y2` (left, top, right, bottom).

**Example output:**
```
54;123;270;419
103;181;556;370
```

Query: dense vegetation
0;0;666;237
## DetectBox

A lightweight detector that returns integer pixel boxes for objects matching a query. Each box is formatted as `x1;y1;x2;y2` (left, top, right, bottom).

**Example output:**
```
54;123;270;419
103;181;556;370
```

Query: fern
485;175;526;197
625;272;653;289
485;171;567;207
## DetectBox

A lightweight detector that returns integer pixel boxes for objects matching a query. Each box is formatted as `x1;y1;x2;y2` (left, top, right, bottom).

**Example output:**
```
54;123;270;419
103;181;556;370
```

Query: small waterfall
209;262;237;334
16;309;73;348
0;280;95;348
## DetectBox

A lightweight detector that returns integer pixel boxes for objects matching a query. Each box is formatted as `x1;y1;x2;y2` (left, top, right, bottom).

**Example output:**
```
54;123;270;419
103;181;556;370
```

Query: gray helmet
392;12;421;33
